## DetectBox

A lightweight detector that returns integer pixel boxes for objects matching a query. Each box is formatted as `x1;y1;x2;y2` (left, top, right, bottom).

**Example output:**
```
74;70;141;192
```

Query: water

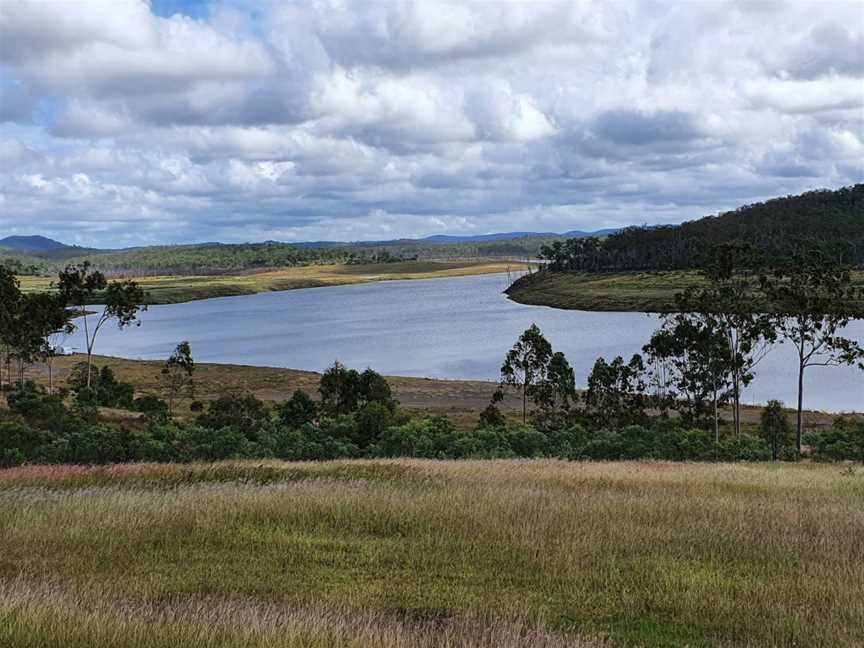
64;273;863;412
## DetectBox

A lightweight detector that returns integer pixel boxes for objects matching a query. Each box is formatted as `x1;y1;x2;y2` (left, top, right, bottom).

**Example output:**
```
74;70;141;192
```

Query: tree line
489;244;863;456
539;185;863;272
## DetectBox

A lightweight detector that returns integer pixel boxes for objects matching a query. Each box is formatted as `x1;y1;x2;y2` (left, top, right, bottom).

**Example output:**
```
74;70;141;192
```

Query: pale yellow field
19;260;531;305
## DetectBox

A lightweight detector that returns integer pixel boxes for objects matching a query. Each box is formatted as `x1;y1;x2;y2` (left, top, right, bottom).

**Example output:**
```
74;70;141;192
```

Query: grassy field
506;270;864;313
19;260;530;305
1;459;862;647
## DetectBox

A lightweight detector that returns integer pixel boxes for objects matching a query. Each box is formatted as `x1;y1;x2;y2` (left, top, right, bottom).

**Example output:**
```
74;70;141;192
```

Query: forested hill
3;235;563;277
540;185;864;272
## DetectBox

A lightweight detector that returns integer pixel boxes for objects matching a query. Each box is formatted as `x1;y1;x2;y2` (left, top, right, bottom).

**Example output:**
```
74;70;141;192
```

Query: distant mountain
0;235;69;253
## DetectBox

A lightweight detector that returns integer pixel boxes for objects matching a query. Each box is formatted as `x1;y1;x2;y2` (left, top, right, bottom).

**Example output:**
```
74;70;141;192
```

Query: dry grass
1;460;862;647
0;579;602;648
19;260;530;305
22;354;527;425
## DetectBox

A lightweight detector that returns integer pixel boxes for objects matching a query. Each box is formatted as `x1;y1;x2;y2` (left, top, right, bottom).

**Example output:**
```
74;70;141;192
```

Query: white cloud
0;0;862;246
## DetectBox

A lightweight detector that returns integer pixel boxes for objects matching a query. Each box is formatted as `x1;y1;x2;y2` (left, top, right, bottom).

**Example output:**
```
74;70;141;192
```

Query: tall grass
1;460;862;647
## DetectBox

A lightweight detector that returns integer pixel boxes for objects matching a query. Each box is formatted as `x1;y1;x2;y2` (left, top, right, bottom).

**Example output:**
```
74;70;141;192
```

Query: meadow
18;260;530;305
1;459;862;647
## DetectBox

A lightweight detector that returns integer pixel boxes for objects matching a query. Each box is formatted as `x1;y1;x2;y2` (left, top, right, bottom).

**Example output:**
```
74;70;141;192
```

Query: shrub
133;394;170;421
277;390;318;428
197;394;270;437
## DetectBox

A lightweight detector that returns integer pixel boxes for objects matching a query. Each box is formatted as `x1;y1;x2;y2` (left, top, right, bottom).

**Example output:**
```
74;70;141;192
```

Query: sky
0;0;862;247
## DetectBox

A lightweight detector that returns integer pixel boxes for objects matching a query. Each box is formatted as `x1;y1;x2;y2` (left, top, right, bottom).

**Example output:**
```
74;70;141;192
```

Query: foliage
538;184;864;272
496;324;573;422
196;393;271;437
57;262;147;387
760;400;793;461
642;311;733;433
68;363;135;408
584;354;647;427
161;341;195;414
760;254;864;450
805;418;864;462
319;363;396;415
276;389;318;428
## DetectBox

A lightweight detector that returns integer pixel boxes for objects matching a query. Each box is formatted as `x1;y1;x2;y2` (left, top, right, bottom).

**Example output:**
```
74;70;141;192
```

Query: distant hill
418;229;619;244
538;184;864;272
0;228;620;276
0;235;69;253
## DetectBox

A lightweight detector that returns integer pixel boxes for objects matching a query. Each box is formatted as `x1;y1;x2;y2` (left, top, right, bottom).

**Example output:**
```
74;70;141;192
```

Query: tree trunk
86;349;94;389
522;383;527;424
796;361;805;454
713;388;719;444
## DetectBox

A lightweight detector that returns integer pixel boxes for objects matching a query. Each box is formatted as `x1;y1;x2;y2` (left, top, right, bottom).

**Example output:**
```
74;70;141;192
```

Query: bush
0;421;44;467
806;419;864;462
478;403;506;428
68;364;134;409
197;394;270;437
276;390;318;428
133;394;170;421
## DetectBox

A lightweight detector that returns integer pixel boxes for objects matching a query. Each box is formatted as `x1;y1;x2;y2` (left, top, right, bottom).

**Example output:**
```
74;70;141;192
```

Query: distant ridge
0;228;621;255
0;235;69;253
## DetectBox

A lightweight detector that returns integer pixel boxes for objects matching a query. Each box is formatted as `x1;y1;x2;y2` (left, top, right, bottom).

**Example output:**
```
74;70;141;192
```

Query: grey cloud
0;78;35;123
590;110;710;147
0;0;862;246
784;24;864;79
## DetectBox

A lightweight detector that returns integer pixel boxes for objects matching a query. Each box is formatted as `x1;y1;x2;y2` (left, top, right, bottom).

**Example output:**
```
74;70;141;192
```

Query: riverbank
505;270;864;313
19;260;530;305
20;355;854;428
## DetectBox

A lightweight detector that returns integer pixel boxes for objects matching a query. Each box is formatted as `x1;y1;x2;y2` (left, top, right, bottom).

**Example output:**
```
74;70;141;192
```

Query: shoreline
21;354;860;425
505;269;864;314
19;259;532;306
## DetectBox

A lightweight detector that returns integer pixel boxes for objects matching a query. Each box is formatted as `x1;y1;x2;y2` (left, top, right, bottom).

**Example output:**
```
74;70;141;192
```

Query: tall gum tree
57;262;147;388
760;257;864;453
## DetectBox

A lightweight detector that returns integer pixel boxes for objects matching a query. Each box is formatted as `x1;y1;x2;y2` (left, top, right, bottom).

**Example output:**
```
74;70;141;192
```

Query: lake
65;273;863;412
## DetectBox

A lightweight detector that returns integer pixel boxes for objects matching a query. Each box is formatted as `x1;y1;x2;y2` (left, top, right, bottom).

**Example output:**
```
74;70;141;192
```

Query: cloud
0;0;862;246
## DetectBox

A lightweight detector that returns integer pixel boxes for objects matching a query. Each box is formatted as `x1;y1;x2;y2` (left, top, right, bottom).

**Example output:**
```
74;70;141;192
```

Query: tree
760;256;864;453
277;390;318;428
0;266;22;387
498;324;554;423
760;400;792;461
584;354;647;427
478;403;506;428
643;312;733;441
544;351;577;410
24;293;74;393
161;341;195;415
358;368;397;411
675;244;775;437
57;262;146;388
319;363;396;415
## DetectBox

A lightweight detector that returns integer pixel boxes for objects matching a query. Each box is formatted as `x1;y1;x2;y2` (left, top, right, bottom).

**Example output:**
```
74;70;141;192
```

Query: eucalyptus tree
584;354;648;427
162;341;195;415
57;262;146;388
760;255;864;453
496;324;554;423
676;243;775;437
0;266;21;388
643;312;733;441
